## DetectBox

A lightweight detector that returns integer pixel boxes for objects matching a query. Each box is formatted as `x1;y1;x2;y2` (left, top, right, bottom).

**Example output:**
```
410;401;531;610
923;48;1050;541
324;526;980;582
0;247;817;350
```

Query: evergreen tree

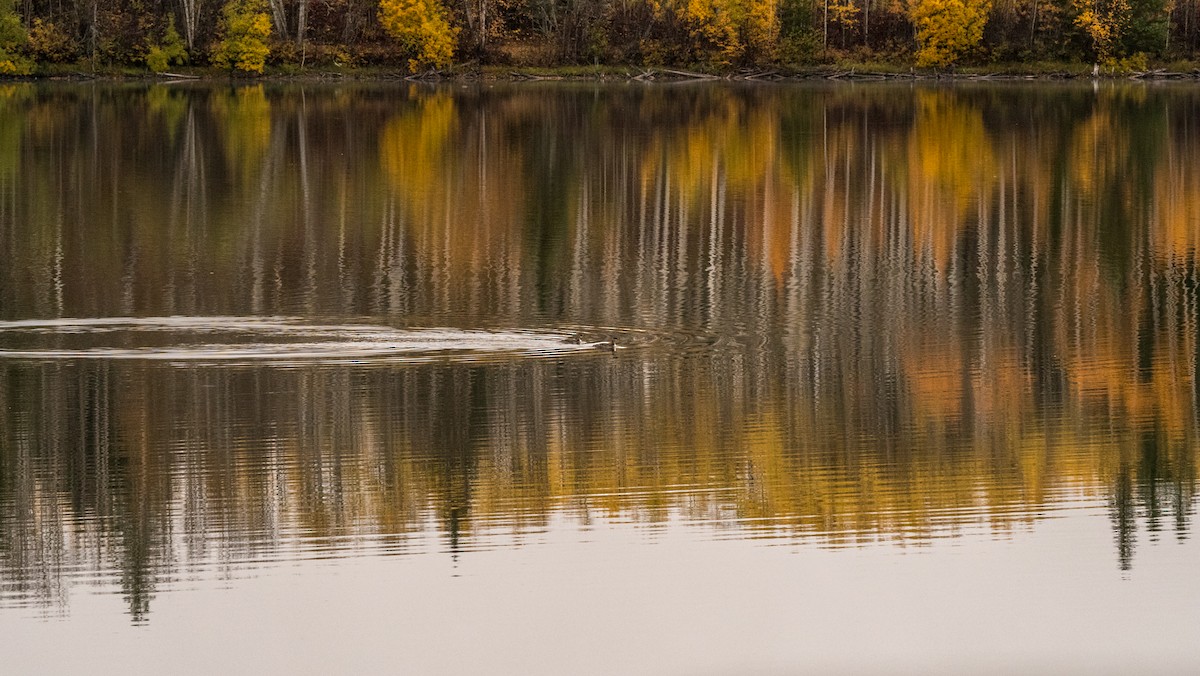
1122;0;1169;55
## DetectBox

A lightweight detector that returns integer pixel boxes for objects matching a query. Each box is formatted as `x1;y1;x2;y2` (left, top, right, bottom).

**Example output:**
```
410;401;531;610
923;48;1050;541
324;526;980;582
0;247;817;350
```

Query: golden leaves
903;90;994;270
378;0;459;71
211;85;272;177
908;0;991;67
1073;0;1132;61
211;0;273;74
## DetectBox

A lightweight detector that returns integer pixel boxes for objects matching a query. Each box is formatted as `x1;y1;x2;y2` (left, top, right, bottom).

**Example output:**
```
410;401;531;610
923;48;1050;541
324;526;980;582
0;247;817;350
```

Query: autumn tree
827;0;859;48
1074;0;1168;60
25;19;78;64
212;0;273;73
378;0;458;70
741;0;782;62
678;0;743;66
0;0;28;74
145;17;189;72
651;0;780;67
909;0;991;67
1073;0;1130;59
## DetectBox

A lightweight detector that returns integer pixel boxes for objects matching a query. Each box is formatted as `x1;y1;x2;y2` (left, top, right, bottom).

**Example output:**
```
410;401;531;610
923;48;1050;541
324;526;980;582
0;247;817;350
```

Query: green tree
1121;0;1169;55
146;17;190;72
212;0;273;74
909;0;991;67
378;0;458;71
0;0;29;74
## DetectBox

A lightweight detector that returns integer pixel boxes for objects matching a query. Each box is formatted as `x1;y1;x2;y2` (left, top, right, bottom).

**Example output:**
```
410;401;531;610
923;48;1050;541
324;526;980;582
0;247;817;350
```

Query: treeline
0;0;1196;74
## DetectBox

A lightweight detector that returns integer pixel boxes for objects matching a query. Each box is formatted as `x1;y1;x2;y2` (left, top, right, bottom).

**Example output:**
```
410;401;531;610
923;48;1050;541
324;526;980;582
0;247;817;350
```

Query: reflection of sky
4;509;1197;675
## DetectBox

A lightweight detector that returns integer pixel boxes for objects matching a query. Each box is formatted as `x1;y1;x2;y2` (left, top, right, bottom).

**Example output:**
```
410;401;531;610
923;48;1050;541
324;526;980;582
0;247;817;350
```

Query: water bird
594;336;617;353
562;334;583;345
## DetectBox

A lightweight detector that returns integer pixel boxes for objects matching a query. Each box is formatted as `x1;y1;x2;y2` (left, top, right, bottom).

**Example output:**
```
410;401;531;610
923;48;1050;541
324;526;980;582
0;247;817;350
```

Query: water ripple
0;317;714;364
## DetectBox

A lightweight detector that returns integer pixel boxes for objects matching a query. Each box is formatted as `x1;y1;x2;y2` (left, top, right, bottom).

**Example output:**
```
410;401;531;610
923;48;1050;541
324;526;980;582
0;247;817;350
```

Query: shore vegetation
0;0;1197;75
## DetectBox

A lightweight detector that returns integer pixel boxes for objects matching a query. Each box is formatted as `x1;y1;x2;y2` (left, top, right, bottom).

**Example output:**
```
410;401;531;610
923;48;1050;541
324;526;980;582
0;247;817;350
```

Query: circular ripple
0;317;624;364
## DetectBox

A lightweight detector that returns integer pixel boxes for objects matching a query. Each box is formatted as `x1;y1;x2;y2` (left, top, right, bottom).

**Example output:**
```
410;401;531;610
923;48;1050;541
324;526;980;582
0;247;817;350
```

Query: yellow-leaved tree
0;0;29;74
212;0;272;73
146;17;189;72
1072;0;1131;61
680;0;742;67
909;0;991;67
741;0;781;63
378;0;458;71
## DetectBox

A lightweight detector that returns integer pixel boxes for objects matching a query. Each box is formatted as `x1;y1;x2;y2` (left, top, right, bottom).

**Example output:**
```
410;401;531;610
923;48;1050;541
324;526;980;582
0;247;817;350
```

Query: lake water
1;81;1198;674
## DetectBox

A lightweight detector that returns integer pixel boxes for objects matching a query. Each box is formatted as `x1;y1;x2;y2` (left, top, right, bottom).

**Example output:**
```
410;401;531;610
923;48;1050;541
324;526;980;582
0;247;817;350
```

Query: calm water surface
1;81;1199;674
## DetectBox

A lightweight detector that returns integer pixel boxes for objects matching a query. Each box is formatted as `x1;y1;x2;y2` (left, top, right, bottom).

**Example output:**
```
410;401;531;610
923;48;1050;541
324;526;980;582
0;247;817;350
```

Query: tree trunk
866;0;871;47
823;0;829;51
297;0;308;47
266;0;289;41
479;0;487;49
90;0;98;66
178;0;199;50
1029;0;1038;52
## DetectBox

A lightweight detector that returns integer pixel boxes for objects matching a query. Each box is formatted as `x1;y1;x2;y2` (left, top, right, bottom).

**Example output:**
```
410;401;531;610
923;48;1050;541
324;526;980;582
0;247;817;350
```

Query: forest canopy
0;0;1196;73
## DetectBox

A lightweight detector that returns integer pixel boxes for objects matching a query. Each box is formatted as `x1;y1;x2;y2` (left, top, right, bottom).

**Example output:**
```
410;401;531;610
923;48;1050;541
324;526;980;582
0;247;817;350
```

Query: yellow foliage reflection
1;83;1200;613
211;84;272;178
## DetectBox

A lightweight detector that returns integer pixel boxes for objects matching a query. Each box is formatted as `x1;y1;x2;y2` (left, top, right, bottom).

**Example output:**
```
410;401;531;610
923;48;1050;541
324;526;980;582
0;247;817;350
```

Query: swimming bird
594;336;617;353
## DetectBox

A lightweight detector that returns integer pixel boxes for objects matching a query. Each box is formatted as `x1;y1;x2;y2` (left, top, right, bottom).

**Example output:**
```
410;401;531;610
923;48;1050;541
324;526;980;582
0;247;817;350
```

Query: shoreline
14;62;1200;84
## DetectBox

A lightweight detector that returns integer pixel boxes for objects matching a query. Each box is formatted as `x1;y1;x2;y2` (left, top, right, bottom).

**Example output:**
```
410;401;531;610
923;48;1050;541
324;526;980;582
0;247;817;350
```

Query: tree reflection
0;82;1198;617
